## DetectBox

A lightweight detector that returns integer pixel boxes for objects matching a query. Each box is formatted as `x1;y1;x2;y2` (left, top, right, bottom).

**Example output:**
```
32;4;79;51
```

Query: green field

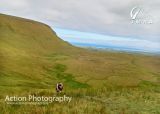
0;13;160;114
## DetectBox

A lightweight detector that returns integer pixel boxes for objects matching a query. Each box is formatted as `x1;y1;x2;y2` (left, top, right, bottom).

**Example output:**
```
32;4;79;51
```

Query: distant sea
71;42;160;55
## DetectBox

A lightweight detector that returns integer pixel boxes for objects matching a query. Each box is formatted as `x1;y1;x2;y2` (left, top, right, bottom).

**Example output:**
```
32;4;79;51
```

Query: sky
0;0;160;53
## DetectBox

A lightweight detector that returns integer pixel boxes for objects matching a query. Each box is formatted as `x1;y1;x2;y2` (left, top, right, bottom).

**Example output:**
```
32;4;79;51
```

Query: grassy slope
0;14;160;114
0;13;76;91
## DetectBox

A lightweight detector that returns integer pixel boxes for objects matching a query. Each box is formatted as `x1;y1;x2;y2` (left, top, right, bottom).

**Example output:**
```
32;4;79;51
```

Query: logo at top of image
130;6;153;24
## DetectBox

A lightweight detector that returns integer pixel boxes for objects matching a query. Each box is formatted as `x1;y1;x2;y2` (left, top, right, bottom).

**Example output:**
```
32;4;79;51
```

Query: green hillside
0;13;76;91
0;14;160;114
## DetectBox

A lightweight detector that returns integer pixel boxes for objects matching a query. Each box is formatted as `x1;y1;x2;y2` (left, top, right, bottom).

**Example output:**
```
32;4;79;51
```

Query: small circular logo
130;6;141;20
130;6;153;24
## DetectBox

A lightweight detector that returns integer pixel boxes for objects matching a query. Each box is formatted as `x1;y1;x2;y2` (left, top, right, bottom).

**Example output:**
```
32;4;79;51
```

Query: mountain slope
0;13;160;114
0;14;73;56
0;13;160;89
0;14;77;90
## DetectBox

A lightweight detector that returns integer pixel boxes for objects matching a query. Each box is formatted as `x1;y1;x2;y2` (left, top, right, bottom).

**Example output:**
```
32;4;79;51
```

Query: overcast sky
0;0;160;53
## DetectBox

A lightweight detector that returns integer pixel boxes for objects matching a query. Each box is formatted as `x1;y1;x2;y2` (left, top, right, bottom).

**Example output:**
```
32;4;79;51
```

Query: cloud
55;28;160;53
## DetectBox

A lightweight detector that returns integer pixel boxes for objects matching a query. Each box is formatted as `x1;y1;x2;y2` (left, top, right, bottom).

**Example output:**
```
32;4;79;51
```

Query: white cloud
55;28;160;53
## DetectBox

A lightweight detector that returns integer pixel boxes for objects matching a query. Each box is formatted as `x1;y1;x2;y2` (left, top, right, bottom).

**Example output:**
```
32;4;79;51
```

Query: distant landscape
0;14;160;114
69;42;160;55
54;28;160;55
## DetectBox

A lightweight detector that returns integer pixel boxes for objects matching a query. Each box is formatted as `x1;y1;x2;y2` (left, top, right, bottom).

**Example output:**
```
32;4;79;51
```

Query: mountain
0;13;73;56
0;13;76;86
0;13;160;114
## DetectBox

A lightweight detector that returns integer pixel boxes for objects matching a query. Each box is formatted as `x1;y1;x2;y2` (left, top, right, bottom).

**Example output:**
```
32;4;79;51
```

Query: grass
47;63;89;89
0;13;160;114
0;86;159;114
